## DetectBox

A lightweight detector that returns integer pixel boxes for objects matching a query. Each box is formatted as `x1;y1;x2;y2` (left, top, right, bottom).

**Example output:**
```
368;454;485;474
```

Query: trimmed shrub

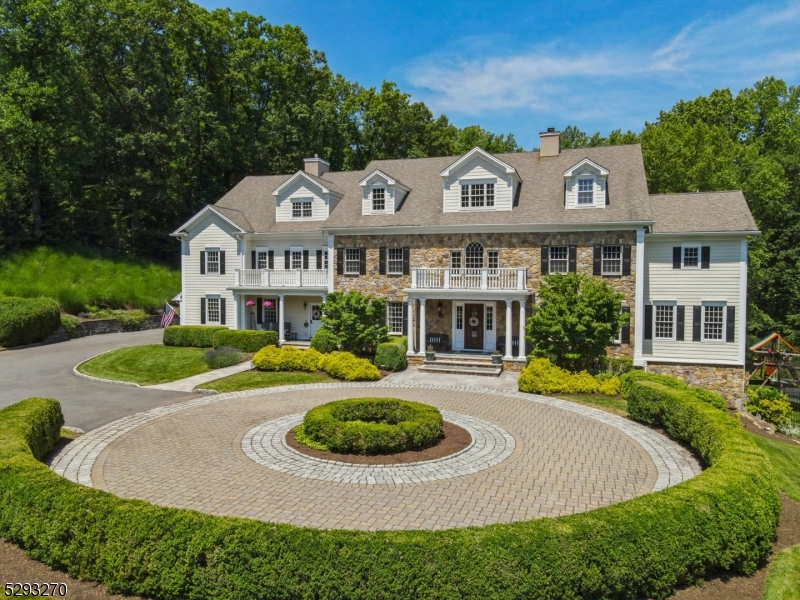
518;358;620;395
374;338;407;372
60;314;81;335
302;398;443;454
0;297;61;347
602;356;634;376
318;351;381;381
163;325;227;348
252;346;322;372
203;346;244;369
213;329;277;353
620;371;728;412
310;327;339;353
745;386;793;427
0;392;781;600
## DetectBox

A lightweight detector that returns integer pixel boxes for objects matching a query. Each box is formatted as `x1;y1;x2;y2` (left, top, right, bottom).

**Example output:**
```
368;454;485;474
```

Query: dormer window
461;183;495;208
563;158;609;210
292;199;312;219
372;188;385;211
577;179;594;204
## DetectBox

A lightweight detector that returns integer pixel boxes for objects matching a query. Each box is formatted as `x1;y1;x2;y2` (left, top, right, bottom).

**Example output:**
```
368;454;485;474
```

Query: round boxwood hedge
302;398;443;454
0;376;780;600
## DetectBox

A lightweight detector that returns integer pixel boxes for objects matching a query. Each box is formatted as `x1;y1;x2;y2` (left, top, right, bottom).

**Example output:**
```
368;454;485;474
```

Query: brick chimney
539;128;560;157
303;154;330;177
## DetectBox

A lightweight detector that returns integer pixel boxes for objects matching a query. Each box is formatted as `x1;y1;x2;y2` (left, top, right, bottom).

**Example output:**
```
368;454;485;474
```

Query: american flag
160;303;176;327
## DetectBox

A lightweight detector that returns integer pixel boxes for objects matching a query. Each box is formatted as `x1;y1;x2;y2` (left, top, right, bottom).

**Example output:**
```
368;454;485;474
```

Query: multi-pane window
256;250;268;269
450;251;462;270
460;183;495;208
465;242;484;269
456;305;463;330
206;250;220;274
602;245;622;275
345;248;360;274
263;299;277;326
387;248;403;275
703;305;725;341
321;252;328;270
654;305;674;340
372;188;385;211
683;246;699;268
387;301;404;334
291;251;302;270
577;179;594;204
292;200;313;218
485;305;493;331
487;250;499;270
549;246;569;274
206;297;220;323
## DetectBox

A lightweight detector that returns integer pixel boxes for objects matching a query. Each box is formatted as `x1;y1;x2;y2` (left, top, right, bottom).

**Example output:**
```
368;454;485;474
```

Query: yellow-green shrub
746;387;793;426
318;352;381;381
252;346;322;372
518;358;620;395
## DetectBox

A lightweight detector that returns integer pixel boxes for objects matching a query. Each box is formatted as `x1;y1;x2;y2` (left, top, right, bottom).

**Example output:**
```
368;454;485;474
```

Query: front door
308;303;322;338
464;303;484;349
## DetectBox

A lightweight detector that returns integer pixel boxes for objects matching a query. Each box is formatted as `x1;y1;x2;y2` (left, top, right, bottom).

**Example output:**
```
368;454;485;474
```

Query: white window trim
255;247;269;270
291;198;313;219
290;247;304;271
549;246;569;274
386;301;404;335
653;301;677;342
387;247;404;276
344;248;360;275
206;294;221;324
576;176;595;206
458;178;498;211
371;186;387;213
701;301;727;343
205;248;220;276
681;243;701;269
601;245;623;276
613;306;628;345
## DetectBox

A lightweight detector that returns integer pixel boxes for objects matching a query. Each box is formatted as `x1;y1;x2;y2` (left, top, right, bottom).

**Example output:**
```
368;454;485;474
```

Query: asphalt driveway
0;329;192;431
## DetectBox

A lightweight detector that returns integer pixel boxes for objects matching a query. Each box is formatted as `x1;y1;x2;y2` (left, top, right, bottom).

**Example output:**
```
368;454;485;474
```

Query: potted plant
491;350;502;365
425;344;436;361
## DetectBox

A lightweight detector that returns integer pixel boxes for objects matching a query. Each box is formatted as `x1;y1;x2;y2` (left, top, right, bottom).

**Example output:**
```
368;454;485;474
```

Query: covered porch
232;292;325;343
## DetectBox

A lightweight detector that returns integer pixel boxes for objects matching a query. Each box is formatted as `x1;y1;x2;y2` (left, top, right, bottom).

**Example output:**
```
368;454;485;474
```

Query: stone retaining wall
646;362;745;408
45;314;180;344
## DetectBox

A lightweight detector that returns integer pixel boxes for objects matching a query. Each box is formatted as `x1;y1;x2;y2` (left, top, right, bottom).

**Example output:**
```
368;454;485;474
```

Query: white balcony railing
411;267;526;291
235;269;327;288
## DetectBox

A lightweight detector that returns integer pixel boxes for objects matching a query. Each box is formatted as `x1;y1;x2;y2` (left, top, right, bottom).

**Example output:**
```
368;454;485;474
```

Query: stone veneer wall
334;232;636;358
646;362;745;408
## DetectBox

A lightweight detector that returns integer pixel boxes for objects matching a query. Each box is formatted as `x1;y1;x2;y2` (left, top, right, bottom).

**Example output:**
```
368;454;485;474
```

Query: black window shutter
692;306;702;341
200;251;206;275
268;251;274;269
673;247;682;269
622;245;631;276
256;297;263;324
337;248;344;275
402;247;410;275
568;245;577;273
200;298;206;324
593;246;602;276
402;301;408;336
316;249;323;269
620;306;631;344
541;246;549;274
701;246;711;269
359;247;367;275
726;306;735;342
644;305;653;340
379;248;386;275
303;250;309;270
251;250;256;269
220;298;226;325
284;250;290;270
676;305;685;341
219;251;225;275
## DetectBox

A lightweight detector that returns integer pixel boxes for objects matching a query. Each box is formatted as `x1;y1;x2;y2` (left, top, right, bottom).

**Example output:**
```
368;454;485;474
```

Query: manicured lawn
196;371;335;392
749;433;800;503
764;545;800;600
555;394;628;417
77;345;209;385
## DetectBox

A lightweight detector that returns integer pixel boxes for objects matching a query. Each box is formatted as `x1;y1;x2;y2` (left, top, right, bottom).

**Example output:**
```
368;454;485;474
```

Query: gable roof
439;147;520;181
648;191;759;234
358;169;411;191
171;204;248;235
271;170;344;197
563;157;610;176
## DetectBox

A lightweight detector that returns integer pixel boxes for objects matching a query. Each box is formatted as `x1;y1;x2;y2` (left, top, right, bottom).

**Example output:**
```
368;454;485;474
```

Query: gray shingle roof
648;191;759;233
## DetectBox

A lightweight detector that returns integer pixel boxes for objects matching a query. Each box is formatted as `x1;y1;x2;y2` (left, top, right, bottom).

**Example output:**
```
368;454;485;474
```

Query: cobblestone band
242;411;514;485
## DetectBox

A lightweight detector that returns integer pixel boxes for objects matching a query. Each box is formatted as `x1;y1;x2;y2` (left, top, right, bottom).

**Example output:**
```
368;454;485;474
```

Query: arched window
465;242;484;269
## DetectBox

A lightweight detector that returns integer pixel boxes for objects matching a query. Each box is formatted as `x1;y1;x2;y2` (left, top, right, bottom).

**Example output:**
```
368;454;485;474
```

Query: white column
504;300;513;359
240;296;247;330
481;268;488;290
518;298;526;358
278;294;286;344
180;237;187;322
407;296;415;354
327;235;335;293
739;238;748;366
419;298;427;355
411;268;418;288
233;294;239;329
633;228;646;366
443;268;450;289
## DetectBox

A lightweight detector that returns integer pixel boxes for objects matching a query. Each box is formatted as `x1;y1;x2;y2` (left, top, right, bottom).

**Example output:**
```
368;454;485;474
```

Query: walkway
0;330;192;431
145;361;253;392
383;366;520;389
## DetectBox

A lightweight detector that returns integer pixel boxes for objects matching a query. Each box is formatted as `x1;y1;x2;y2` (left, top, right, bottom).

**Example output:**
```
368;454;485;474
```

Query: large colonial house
171;128;758;405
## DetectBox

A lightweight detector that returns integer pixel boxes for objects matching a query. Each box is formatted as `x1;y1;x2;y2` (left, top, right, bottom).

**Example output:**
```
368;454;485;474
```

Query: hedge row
0;296;61;347
212;329;278;353
518;358;621;395
374;337;408;372
252;346;381;381
620;370;729;412
162;325;227;347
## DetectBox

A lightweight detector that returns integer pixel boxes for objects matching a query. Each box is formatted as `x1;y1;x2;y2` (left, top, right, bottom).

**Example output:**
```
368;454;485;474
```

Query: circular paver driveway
49;383;701;531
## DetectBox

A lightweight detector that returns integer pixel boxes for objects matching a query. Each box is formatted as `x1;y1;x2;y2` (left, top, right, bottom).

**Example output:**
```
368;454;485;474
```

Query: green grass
0;246;180;313
195;370;334;392
764;545;800;600
555;394;629;416
77;345;210;385
749;434;800;503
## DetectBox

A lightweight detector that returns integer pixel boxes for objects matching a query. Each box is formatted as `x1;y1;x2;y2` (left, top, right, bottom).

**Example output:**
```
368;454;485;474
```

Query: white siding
565;171;606;210
275;179;328;222
243;234;328;270
360;173;399;215
643;236;744;364
183;212;239;328
443;157;513;212
284;295;325;340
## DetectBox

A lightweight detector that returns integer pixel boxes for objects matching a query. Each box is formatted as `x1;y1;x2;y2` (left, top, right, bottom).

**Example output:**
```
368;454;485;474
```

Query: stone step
425;359;501;370
418;364;503;377
433;354;495;363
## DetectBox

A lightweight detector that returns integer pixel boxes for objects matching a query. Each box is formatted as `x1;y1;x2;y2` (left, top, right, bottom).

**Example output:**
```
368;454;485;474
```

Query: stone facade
646;362;745;408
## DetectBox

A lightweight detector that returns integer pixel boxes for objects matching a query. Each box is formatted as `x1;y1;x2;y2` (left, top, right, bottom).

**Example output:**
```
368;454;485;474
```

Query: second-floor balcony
235;268;327;288
411;267;527;291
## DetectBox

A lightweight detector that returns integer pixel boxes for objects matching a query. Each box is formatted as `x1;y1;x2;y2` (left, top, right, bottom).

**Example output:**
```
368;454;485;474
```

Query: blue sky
194;0;800;149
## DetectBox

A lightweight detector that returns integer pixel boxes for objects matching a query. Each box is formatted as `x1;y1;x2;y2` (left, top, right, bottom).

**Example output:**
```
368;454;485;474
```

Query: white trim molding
634;228;646;367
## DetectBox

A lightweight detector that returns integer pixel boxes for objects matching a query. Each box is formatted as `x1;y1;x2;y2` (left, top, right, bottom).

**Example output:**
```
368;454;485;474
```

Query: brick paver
49;383;701;530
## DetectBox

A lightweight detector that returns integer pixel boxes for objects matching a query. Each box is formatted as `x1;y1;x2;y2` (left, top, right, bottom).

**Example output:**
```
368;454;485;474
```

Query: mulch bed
285;421;472;464
738;411;800;446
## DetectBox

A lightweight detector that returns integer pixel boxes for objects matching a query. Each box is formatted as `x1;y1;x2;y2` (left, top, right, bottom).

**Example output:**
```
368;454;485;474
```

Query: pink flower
246;300;255;306
264;300;273;307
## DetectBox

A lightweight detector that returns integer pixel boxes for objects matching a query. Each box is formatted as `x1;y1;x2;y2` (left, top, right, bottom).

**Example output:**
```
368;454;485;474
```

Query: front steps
418;354;503;377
